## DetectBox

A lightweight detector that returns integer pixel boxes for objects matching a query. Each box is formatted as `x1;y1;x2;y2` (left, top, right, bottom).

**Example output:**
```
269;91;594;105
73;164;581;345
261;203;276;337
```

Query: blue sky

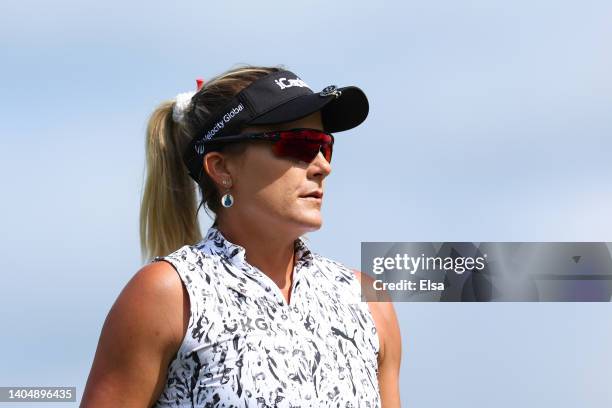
1;0;612;406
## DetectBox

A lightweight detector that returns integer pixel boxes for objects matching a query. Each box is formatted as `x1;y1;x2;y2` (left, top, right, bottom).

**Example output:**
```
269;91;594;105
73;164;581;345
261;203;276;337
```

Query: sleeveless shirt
151;226;381;407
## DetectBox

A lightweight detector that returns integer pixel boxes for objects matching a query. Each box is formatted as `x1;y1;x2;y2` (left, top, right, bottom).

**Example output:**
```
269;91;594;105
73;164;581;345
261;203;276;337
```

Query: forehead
241;110;323;133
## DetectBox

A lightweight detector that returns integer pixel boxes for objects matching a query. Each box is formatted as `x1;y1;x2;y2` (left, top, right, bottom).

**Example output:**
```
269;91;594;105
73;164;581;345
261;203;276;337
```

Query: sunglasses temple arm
197;133;274;144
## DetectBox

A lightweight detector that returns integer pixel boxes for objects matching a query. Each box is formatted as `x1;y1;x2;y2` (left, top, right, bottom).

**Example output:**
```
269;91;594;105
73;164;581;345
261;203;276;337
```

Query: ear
203;152;235;188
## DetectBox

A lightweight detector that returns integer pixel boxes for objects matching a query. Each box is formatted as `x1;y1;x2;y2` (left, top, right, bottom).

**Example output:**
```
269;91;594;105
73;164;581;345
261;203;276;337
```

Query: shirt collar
199;225;314;269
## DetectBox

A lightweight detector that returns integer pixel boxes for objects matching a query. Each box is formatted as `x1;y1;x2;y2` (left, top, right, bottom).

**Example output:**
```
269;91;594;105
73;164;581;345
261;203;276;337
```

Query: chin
294;215;323;233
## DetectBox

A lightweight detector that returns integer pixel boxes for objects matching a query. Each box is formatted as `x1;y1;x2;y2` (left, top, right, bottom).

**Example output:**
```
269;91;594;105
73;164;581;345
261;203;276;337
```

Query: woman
81;65;401;407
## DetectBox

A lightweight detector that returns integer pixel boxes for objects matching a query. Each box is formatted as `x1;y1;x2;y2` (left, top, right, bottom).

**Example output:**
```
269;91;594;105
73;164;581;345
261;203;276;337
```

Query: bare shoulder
113;259;190;356
113;260;188;345
128;260;187;312
81;260;189;406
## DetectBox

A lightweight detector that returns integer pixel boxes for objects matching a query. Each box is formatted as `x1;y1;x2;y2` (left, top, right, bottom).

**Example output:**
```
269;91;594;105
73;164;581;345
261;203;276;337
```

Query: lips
300;190;323;199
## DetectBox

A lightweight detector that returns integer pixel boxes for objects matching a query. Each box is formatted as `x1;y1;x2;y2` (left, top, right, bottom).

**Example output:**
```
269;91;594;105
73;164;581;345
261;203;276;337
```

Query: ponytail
139;101;202;263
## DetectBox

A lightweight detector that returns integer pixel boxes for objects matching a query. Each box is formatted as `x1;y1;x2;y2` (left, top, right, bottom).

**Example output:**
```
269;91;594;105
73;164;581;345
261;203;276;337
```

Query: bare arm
354;270;402;408
80;261;189;407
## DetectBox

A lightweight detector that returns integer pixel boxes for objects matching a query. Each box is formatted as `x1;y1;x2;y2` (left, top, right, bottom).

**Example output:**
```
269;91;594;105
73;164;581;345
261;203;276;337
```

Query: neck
215;218;298;295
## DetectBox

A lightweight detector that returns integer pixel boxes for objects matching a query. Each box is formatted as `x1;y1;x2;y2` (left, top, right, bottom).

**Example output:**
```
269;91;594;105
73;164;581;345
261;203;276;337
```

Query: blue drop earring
221;179;234;208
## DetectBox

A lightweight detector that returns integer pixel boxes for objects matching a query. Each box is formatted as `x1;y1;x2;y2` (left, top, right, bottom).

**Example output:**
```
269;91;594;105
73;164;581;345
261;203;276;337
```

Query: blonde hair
139;64;285;262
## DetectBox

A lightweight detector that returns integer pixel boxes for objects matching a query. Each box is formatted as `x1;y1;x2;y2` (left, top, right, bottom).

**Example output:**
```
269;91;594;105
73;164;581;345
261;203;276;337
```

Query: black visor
183;69;369;183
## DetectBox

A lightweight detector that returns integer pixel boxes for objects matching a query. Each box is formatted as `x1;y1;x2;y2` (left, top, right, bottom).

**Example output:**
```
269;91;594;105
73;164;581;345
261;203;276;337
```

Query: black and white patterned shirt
151;226;381;407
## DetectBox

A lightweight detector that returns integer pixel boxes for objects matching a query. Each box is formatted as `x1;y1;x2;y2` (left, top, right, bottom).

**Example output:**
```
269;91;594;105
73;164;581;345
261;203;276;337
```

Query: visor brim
247;86;369;133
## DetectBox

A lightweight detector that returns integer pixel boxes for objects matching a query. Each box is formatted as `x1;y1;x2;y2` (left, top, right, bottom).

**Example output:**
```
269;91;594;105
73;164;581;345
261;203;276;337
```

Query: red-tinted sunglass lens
272;130;334;163
320;143;333;162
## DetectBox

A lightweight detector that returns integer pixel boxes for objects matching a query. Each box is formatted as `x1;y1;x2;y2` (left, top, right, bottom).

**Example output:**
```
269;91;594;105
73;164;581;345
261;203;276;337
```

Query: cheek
250;170;303;212
260;173;302;210
235;146;306;214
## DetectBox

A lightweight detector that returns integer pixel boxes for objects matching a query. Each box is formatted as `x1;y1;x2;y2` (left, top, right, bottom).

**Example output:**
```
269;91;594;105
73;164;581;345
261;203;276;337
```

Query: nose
309;150;332;178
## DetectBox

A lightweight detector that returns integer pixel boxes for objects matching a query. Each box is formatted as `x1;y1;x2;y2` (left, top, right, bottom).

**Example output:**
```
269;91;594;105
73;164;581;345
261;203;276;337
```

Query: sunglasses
202;128;334;164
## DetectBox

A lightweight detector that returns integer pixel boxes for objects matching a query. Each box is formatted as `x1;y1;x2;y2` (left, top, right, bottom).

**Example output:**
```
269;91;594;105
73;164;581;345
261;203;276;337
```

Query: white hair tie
172;91;196;124
172;78;205;124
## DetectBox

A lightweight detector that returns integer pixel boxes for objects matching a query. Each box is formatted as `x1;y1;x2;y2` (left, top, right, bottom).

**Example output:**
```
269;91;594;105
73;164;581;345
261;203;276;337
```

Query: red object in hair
196;78;204;90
